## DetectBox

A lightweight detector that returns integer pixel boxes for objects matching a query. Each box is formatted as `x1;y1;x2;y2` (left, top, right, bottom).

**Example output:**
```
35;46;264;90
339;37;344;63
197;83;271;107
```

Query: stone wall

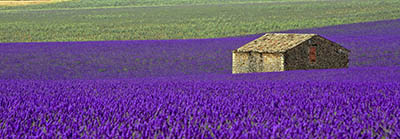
232;52;284;74
232;52;250;74
262;53;284;72
284;36;349;71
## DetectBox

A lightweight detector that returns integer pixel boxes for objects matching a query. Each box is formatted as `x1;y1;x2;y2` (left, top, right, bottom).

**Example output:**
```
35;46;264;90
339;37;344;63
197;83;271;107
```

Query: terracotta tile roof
234;33;317;53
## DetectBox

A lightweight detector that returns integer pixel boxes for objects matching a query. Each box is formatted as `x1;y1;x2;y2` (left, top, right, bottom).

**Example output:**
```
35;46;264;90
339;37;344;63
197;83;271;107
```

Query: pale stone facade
232;33;350;74
232;52;284;74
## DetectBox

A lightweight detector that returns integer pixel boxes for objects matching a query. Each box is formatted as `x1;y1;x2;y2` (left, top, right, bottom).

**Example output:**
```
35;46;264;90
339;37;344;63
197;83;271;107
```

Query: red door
309;47;316;63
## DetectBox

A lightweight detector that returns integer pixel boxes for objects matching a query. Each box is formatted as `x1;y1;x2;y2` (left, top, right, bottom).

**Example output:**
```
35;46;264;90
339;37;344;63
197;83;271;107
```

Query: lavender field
0;19;400;137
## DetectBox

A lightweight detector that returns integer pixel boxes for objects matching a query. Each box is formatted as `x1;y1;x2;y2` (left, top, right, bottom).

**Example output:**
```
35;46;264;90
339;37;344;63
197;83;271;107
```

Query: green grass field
0;0;325;9
0;0;400;42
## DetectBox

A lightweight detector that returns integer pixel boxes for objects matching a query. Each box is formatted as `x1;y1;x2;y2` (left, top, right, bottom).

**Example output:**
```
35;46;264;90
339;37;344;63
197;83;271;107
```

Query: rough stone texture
262;53;284;72
232;52;284;74
284;36;349;70
232;33;350;74
235;33;316;53
232;52;250;74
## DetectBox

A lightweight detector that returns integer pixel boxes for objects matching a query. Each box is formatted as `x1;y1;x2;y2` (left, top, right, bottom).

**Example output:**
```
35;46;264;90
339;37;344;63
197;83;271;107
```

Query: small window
309;46;316;63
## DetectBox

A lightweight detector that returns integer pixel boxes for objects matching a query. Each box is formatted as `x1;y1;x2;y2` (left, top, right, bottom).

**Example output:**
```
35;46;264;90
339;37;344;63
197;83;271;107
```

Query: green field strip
0;0;399;42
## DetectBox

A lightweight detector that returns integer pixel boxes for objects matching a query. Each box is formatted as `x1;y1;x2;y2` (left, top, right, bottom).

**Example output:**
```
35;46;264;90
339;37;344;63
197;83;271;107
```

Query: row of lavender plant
1;78;399;138
0;17;400;138
0;35;261;80
0;19;399;80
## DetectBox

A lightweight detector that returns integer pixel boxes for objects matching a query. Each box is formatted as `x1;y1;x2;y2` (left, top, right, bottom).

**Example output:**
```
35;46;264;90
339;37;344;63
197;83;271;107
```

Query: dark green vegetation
1;0;400;42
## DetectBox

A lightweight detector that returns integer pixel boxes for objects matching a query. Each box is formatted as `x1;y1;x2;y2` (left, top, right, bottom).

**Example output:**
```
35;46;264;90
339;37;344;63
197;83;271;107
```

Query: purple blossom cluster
0;19;400;137
1;79;399;138
0;19;399;80
0;35;260;80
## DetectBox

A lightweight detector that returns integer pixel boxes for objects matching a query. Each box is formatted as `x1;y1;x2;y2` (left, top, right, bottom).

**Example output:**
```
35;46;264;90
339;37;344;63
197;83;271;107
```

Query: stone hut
232;33;350;74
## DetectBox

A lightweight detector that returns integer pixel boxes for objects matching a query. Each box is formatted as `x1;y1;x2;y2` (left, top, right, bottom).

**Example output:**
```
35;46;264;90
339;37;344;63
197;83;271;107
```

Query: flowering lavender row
177;66;400;83
0;79;399;138
0;35;261;80
0;19;399;80
0;18;400;138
